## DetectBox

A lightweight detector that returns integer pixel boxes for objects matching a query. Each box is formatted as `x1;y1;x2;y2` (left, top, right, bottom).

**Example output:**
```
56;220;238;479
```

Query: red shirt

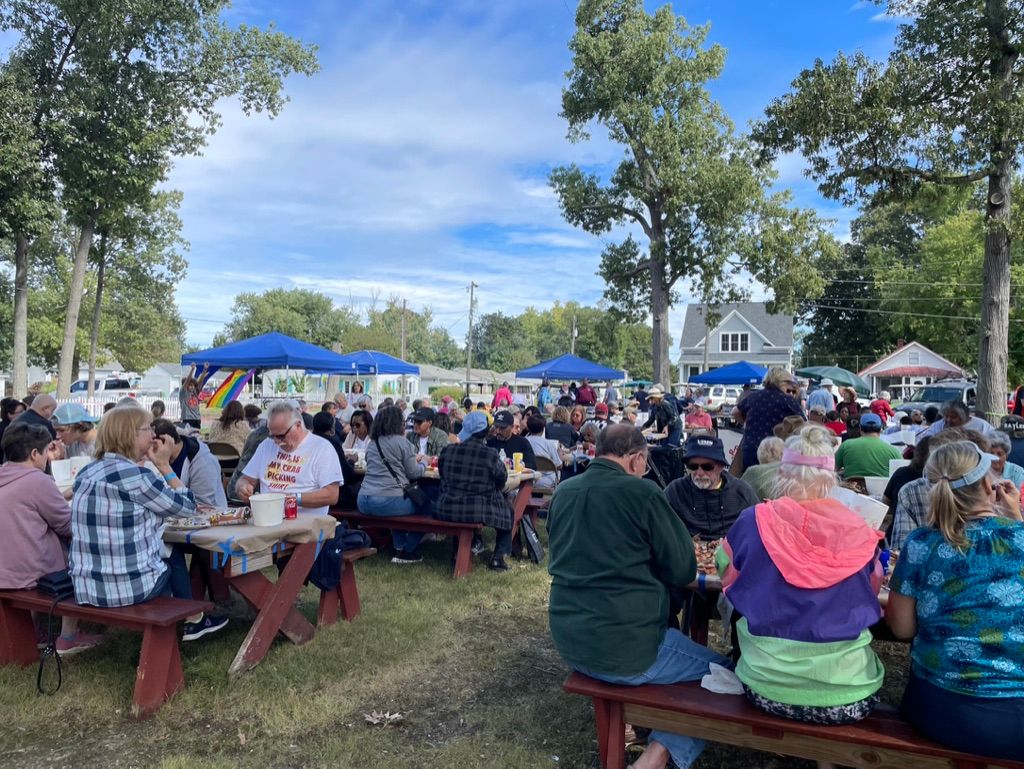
575;385;597;405
685;412;714;430
825;420;847;436
870;399;895;421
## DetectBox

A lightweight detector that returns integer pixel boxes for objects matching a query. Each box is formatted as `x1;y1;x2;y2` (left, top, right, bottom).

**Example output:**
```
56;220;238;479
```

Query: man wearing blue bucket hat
436;410;514;572
52;403;100;459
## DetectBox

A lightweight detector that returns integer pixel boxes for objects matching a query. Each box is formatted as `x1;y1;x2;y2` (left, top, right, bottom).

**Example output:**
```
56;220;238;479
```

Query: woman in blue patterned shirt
69;405;227;641
886;440;1024;761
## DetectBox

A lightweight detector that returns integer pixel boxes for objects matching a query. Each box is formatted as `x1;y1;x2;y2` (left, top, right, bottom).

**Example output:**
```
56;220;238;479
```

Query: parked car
68;376;160;401
895;379;977;414
698;385;742;428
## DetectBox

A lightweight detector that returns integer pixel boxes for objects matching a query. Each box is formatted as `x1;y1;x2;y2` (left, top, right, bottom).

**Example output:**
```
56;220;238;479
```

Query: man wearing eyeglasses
235;400;343;516
665;434;759;538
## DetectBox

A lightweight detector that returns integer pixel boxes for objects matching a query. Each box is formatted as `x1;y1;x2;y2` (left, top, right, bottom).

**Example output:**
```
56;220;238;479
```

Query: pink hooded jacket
0;464;72;589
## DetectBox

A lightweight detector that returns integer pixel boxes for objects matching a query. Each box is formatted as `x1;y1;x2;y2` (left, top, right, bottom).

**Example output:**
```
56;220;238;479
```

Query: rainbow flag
207;368;255;409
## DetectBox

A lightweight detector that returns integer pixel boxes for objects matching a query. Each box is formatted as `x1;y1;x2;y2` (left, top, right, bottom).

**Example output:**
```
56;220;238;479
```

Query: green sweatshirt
547;458;697;677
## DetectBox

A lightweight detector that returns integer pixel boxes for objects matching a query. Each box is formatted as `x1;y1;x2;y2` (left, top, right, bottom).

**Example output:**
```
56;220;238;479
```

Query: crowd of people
546;367;1024;768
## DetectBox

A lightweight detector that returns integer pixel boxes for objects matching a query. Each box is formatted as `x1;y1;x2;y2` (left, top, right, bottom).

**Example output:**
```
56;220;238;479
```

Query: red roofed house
858;341;966;400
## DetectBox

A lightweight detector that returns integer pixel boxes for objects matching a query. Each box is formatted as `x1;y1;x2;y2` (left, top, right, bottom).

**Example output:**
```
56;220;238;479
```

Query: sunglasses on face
686;462;717;472
270;421;298;442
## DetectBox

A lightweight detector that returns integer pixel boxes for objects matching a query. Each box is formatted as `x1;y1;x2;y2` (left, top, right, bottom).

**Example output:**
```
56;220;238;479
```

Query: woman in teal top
886;440;1024;762
988;430;1024;489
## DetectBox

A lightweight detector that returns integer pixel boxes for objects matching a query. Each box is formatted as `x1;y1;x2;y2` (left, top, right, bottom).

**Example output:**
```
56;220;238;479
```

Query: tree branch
841;163;994;186
582;203;653;237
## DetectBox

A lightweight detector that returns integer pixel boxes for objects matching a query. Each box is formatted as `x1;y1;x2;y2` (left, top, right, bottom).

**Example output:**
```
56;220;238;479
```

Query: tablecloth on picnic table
162;513;337;554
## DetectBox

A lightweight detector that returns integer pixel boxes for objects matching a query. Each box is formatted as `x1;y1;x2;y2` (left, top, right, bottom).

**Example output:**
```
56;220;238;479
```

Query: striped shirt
69;453;195;607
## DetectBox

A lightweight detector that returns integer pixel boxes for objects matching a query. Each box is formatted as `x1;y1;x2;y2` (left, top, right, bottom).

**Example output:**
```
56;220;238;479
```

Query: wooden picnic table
163;513;336;676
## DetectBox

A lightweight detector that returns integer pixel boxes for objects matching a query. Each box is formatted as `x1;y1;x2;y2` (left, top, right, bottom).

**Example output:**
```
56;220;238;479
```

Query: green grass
0;535;911;769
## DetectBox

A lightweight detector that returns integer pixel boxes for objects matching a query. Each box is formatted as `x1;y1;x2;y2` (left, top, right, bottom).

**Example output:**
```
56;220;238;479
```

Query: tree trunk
87;241;107;398
56;216;96;397
650;256;671;388
12;236;30;397
978;0;1015;423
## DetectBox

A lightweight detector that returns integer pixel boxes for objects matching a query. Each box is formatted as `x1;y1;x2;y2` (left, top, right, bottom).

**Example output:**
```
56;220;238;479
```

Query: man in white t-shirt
235;400;343;517
524;413;567;490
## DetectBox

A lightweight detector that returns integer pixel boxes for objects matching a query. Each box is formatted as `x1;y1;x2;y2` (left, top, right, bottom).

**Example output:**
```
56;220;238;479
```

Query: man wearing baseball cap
585;402;611;433
806;378;837;413
406;407;449;457
664;434;759;537
835;412;903;480
486;410;537;470
52;403;100;459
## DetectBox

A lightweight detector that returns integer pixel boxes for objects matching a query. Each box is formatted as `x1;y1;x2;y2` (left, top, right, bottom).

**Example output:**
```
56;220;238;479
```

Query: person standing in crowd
575;378;597;407
0;397;26;462
870;391;896;425
556;383;574;407
492;381;514;409
665;435;759;537
178;363;210;429
837;387;860;418
1011;385;1024;417
642;385;682;447
886;440;1024;762
207;400;251;456
603;380;620;405
806;378;836;413
632;383;650;413
722;425;885;734
547;424;730;769
437;411;515;572
537;379;553;411
734;368;804;474
52;403;100;459
834;413;902;480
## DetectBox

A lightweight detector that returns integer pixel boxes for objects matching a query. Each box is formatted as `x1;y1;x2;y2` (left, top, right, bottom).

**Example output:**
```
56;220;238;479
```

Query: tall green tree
754;0;1024;419
1;0;320;395
216;289;359;349
468;313;534;373
551;0;834;387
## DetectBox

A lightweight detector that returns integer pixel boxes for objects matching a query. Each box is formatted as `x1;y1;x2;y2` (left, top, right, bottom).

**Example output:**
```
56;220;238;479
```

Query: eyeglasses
137;426;155;434
628;451;649;466
270;421;299;442
686;462;717;472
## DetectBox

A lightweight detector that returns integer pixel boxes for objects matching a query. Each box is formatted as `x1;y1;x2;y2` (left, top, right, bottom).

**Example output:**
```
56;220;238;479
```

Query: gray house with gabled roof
678;302;794;381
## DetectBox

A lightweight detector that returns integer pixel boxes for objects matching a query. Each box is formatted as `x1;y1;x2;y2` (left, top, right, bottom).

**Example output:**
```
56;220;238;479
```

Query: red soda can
284;495;298;519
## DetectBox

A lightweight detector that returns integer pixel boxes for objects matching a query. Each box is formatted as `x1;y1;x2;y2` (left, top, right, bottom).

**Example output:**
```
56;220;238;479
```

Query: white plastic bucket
250;493;285;527
864;476;888;497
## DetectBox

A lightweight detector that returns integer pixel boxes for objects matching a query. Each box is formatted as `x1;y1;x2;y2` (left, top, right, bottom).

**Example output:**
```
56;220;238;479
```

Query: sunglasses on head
686;462;716;472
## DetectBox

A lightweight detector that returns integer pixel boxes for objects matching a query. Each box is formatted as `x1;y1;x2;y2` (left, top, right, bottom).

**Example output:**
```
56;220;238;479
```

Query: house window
908;351;920;364
687;366;701;379
719;332;749;353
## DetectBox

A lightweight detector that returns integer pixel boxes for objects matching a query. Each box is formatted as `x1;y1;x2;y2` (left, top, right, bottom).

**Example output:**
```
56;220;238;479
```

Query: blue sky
165;0;904;349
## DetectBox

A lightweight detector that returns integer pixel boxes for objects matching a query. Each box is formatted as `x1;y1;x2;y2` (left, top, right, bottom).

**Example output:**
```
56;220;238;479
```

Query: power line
806;303;1024;324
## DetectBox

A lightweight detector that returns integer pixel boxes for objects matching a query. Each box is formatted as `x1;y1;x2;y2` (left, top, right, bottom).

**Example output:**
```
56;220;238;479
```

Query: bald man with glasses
235;400;343;516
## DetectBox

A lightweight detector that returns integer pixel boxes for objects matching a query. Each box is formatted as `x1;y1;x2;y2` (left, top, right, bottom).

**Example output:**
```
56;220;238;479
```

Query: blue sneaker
182;614;228;641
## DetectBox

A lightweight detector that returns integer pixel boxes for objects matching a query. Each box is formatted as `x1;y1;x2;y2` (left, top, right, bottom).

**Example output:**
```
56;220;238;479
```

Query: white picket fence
57;395;182;420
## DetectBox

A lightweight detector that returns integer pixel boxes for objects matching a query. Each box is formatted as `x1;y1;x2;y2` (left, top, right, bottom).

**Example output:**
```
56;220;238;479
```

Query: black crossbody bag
374;438;430;508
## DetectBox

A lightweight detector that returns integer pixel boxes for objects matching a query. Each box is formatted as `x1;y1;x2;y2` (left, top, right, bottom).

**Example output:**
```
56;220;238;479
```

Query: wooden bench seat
564;672;1024;769
330;509;482;578
316;547;376;627
0;589;214;719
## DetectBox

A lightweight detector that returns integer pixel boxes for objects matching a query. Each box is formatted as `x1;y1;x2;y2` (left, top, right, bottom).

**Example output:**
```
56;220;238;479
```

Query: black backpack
308;522;372;591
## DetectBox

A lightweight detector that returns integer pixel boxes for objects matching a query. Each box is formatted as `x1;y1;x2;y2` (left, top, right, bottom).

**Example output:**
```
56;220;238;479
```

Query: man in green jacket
547;423;730;769
406;408;449;457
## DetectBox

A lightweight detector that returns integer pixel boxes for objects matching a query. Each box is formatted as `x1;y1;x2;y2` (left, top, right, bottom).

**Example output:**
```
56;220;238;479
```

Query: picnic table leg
132;625;184;719
593;696;626;769
337;559;361;621
317;588;338;627
688;593;712;646
228;542;317;676
510;479;534;530
0;601;38;667
452;530;473;578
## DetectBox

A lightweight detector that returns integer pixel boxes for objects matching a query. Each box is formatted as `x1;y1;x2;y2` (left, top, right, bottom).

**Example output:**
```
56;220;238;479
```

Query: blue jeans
576;629;731;769
357;494;429;553
140;547;190;603
665;424;683;447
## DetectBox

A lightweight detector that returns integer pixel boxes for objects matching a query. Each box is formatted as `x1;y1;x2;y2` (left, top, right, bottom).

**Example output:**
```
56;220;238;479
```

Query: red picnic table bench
0;590;213;719
565;672;1024;769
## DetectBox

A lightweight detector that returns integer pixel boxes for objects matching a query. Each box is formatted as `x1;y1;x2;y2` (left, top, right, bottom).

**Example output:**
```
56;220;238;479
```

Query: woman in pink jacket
0;422;104;654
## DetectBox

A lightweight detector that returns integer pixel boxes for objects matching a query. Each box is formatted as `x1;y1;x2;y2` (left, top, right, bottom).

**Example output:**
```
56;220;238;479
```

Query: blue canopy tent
181;332;357;373
333;350;419;376
688;361;768;386
515;353;625;381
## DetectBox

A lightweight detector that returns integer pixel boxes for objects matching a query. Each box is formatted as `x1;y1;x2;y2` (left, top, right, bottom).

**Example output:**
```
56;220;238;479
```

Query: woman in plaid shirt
69;406;227;641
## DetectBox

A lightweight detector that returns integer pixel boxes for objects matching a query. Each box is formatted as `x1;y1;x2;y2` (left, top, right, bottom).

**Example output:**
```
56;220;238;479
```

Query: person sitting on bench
719;424;885;768
68;406;228;642
886;440;1024;762
547;424;730;769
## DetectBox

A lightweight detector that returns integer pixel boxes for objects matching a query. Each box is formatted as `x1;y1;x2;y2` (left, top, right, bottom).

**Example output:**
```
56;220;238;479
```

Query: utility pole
400;299;407;397
570;314;577;355
466;282;477;399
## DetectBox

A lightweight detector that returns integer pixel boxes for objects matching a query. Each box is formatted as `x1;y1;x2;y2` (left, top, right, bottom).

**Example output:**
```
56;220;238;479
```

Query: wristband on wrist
163;471;177;482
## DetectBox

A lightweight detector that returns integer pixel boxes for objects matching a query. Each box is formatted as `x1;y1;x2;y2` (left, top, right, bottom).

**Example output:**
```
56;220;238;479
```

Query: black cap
682;434;727;465
493;410;515;428
412;407;436;422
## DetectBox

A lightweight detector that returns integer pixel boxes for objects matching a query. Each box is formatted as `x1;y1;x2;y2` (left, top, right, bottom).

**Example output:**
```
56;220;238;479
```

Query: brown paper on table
163;513;337;554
